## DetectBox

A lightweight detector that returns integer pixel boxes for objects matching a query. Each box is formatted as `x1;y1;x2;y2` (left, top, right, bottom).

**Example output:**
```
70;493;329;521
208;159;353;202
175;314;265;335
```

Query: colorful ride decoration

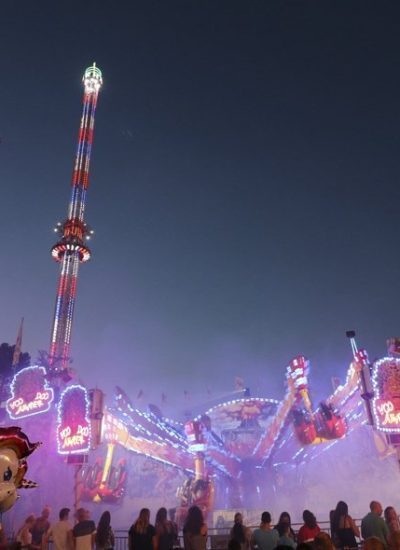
57;385;91;454
287;356;347;445
0;427;40;512
185;420;207;452
79;452;127;504
354;349;369;369
81;349;361;515
6;366;54;420
372;357;400;433
287;356;312;410
201;398;279;460
176;474;214;527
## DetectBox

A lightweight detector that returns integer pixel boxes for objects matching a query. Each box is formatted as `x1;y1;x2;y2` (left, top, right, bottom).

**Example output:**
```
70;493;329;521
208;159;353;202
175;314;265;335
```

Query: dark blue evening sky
1;1;400;412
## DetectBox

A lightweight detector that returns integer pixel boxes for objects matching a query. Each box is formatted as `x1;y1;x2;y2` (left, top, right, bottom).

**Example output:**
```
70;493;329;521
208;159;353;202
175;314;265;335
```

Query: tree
0;342;30;378
0;343;31;406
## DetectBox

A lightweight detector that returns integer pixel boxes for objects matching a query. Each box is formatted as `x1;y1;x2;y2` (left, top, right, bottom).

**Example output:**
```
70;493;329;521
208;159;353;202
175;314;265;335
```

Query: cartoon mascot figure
0;427;40;512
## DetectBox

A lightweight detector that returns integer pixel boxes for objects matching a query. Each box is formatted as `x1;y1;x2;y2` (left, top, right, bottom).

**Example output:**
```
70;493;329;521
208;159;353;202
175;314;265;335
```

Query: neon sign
57;385;91;455
375;400;400;427
6;366;54;420
372;357;400;433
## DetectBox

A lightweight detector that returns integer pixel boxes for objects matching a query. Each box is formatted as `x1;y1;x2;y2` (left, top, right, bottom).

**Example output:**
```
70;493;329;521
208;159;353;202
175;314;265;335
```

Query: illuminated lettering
377;400;400;426
371;357;400;433
6;368;54;420
62;434;85;448
57;385;91;455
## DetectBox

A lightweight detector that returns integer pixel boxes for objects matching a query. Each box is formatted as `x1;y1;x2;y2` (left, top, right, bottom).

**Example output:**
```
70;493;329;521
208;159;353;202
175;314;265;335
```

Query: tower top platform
83;62;103;94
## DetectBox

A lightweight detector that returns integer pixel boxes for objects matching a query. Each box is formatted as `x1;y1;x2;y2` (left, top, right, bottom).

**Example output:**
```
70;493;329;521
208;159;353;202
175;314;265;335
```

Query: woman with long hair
275;512;296;542
331;501;359;549
154;508;175;550
96;511;114;550
297;510;320;544
183;506;207;550
230;513;251;550
129;509;156;550
384;506;400;535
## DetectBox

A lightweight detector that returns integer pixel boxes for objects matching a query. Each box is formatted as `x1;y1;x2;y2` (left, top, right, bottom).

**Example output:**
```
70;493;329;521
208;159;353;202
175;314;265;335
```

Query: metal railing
112;521;360;550
44;520;364;550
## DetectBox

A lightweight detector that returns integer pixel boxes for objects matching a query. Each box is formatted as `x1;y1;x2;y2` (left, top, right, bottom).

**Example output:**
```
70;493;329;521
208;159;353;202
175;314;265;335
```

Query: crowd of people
226;501;399;550
13;507;109;550
8;499;400;550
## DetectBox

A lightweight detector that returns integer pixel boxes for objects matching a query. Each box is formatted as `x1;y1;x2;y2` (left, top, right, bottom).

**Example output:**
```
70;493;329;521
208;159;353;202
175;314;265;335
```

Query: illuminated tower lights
49;63;103;369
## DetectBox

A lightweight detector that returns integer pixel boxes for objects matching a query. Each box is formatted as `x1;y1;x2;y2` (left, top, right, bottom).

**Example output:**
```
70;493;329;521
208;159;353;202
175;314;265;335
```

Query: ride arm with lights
252;378;296;462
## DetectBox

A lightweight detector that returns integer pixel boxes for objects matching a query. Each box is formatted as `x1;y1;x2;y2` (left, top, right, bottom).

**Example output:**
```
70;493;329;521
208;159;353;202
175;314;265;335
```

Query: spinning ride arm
252;378;296;462
183;420;215;520
103;411;195;472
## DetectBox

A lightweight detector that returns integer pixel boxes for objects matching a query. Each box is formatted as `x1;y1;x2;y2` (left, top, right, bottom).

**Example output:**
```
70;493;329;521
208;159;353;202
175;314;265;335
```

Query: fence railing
111;520;364;550
42;519;365;550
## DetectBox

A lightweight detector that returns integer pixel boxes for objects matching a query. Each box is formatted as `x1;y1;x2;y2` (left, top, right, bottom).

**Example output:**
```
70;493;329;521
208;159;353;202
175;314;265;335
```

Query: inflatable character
0;427;40;512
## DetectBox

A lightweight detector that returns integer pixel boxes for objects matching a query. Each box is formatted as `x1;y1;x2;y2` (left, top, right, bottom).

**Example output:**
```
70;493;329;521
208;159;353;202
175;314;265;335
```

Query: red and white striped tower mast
49;63;103;369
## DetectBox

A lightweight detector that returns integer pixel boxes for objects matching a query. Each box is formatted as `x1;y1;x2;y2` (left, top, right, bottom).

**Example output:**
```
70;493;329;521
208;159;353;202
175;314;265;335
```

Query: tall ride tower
49;63;103;369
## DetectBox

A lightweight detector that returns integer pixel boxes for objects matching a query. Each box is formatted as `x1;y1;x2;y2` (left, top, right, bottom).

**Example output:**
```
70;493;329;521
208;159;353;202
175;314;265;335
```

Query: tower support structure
49;64;103;368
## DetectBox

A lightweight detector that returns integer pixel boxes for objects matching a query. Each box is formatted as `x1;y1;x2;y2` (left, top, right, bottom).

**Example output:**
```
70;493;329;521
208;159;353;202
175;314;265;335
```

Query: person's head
314;532;334;550
183;506;204;535
278;512;291;526
76;508;86;522
59;508;70;521
303;510;317;529
84;510;91;520
370;502;383;516
41;507;51;520
168;508;176;522
363;537;385;550
232;513;245;543
25;515;35;527
384;506;397;523
139;508;150;522
335;501;348;517
98;511;111;529
332;501;349;532
389;531;400;550
261;512;272;525
234;513;243;525
135;508;150;534
156;508;168;525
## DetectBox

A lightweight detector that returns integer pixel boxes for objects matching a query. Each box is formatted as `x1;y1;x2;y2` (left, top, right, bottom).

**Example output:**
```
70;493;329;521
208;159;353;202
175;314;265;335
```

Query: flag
137;389;144;400
161;392;167;403
206;385;212;397
12;318;24;368
184;389;190;401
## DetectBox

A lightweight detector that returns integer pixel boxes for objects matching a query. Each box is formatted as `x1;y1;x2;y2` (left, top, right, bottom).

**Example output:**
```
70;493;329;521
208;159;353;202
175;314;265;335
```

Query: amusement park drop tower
49;64;103;368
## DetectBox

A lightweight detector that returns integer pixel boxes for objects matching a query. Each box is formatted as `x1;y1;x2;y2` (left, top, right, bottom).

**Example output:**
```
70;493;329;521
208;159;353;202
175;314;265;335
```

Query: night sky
1;2;400;413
